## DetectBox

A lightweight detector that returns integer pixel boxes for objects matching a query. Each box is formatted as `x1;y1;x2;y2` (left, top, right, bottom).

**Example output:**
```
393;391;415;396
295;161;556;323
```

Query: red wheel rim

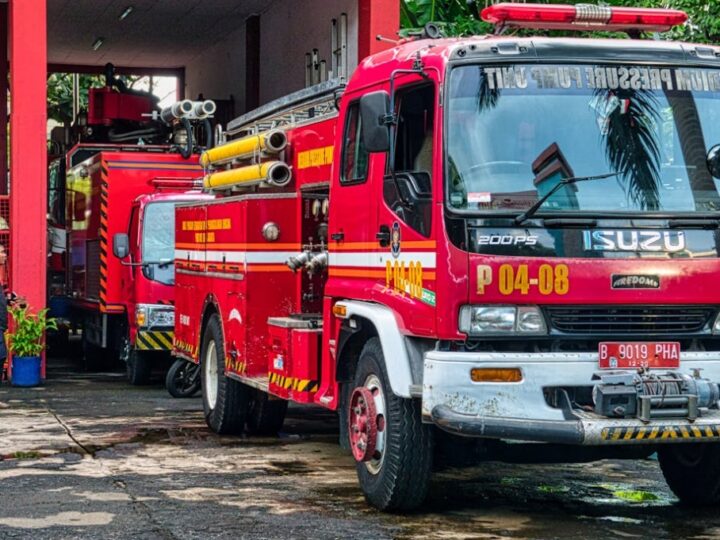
348;386;378;462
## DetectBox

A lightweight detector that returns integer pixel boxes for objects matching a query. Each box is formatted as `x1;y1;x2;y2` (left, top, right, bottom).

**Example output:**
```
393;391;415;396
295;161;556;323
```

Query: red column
358;0;400;60
9;0;47;312
0;3;8;196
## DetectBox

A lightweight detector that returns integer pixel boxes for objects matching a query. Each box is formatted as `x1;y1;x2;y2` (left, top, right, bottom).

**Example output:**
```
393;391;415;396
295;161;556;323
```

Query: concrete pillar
358;0;400;60
9;0;47;314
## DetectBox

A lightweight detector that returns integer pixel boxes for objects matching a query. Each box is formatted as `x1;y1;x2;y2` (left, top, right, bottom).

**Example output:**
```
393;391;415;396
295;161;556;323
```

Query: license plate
598;342;680;369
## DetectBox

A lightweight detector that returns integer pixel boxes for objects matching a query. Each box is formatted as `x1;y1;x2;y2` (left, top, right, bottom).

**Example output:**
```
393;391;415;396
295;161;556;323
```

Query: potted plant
8;306;56;387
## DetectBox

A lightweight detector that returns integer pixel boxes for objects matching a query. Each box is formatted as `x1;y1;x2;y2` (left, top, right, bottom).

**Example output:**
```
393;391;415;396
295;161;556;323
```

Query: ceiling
48;0;271;69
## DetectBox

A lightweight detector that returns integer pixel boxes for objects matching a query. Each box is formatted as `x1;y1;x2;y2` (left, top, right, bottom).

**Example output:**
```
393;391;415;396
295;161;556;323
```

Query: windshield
446;64;720;215
142;202;175;285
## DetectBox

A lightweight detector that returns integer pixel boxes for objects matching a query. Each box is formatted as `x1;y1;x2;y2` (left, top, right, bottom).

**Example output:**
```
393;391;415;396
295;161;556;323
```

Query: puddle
267;460;313;475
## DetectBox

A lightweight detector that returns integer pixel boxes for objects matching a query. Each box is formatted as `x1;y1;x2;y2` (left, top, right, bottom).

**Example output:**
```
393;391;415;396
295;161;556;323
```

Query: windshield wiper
668;218;720;229
514;171;621;225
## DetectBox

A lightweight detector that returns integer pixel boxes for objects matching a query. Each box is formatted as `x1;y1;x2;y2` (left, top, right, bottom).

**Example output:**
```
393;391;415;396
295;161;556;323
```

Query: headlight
713;312;720;334
459;305;547;336
136;304;175;328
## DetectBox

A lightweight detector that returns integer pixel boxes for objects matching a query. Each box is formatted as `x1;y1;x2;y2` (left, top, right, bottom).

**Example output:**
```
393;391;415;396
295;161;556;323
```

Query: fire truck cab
174;3;720;511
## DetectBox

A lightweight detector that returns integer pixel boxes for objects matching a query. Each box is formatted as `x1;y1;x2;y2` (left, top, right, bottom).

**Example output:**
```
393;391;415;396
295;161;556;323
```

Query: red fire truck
66;149;211;384
60;66;216;383
174;3;720;510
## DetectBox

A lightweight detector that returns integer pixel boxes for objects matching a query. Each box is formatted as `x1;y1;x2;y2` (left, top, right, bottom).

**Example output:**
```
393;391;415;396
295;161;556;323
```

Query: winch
593;370;720;422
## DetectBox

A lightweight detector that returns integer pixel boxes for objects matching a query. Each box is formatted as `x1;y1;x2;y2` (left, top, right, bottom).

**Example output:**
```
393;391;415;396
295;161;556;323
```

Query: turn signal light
481;3;687;33
332;304;347;318
470;367;523;383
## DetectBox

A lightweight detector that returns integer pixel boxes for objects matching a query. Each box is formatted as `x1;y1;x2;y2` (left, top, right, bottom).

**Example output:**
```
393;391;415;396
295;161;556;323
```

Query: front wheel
658;443;720;504
165;358;201;398
126;350;152;386
349;337;433;511
201;313;249;434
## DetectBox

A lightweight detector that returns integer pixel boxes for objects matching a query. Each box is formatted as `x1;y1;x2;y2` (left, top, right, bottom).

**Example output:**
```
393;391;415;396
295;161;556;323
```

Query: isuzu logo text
583;230;685;252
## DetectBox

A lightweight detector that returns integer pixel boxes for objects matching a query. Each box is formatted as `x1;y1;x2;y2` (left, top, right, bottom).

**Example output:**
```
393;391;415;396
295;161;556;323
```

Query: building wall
185;0;358;117
184;24;246;108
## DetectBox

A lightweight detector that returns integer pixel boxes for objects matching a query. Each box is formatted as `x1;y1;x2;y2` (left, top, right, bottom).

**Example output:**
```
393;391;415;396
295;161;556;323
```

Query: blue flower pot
11;356;42;387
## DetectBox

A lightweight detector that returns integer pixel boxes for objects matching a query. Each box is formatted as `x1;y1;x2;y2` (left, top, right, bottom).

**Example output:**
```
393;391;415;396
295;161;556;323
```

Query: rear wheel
81;331;103;372
246;389;288;435
126;350;152;386
658;443;720;504
201;313;248;434
349;337;433;511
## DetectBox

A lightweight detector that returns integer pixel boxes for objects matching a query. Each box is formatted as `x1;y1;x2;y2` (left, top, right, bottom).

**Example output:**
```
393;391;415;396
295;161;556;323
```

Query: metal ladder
225;78;345;139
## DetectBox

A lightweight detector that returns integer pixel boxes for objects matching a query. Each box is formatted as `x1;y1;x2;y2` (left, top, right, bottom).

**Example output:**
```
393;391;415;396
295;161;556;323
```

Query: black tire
351;337;433;511
165;358;201;398
200;313;249;434
246;389;288;435
658;443;720;504
81;333;105;372
126;350;152;386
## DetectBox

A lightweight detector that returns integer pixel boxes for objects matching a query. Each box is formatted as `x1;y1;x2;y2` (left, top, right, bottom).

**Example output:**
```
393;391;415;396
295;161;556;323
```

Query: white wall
184;24;246;107
258;0;358;104
184;0;359;117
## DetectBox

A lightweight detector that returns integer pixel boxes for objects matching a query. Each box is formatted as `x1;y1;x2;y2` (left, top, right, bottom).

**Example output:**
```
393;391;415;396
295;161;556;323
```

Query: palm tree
664;90;720;211
595;88;662;211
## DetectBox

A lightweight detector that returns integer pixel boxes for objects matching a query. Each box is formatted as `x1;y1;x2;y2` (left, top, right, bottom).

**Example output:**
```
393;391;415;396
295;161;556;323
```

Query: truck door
328;96;375;299
373;81;438;334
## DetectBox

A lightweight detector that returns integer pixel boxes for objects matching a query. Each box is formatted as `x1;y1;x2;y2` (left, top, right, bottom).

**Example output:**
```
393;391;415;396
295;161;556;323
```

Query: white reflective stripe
329;251;436;268
175;249;205;262
245;251;297;264
205;251;245;263
174;249;295;264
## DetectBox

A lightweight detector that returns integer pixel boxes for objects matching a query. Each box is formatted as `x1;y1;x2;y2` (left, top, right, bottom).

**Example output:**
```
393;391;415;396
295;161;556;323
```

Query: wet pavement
2;363;720;539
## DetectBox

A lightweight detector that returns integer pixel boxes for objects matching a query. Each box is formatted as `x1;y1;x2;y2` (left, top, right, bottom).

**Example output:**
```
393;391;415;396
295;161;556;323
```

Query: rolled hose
203;119;214;149
203;161;292;190
108;126;162;142
200;129;287;167
180;117;193;159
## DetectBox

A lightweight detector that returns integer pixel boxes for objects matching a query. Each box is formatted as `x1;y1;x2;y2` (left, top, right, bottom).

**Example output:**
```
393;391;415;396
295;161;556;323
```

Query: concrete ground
2;362;720;539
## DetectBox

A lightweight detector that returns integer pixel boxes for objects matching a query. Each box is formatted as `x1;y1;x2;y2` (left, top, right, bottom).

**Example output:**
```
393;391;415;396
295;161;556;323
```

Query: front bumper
423;350;720;445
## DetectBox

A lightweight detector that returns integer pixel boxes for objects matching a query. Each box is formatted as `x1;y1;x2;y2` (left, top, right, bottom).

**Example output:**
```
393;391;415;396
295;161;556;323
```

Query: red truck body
173;4;720;511
67;146;208;377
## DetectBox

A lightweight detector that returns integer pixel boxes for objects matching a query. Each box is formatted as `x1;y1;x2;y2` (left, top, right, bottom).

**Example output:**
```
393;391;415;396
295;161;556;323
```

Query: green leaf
8;305;55;357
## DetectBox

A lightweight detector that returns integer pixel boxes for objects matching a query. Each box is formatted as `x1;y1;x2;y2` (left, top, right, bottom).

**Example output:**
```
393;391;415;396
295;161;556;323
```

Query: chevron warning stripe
268;372;319;393
136;330;174;351
601;424;720;442
99;177;109;312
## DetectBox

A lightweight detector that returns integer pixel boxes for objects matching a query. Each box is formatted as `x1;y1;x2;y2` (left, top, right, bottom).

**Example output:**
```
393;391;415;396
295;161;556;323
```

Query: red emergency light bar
481;3;688;33
150;177;203;189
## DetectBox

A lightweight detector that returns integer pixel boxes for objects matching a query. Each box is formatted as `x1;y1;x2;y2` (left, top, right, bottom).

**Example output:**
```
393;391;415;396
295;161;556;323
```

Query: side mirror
359;91;391;153
708;144;720;179
113;233;130;259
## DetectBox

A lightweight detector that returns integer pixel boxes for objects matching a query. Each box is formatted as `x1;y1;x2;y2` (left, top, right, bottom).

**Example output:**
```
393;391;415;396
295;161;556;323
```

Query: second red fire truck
174;3;720;510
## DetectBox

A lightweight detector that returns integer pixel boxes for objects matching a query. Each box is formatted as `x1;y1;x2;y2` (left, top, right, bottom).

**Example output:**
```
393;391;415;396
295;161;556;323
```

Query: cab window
384;83;435;237
340;102;369;184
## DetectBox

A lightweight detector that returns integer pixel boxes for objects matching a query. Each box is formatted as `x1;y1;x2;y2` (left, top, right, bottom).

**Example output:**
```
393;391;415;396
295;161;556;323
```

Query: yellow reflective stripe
154;332;173;349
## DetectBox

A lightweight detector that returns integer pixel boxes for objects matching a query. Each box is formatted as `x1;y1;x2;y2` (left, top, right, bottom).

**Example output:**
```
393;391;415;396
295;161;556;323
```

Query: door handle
331;232;344;241
376;225;391;247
